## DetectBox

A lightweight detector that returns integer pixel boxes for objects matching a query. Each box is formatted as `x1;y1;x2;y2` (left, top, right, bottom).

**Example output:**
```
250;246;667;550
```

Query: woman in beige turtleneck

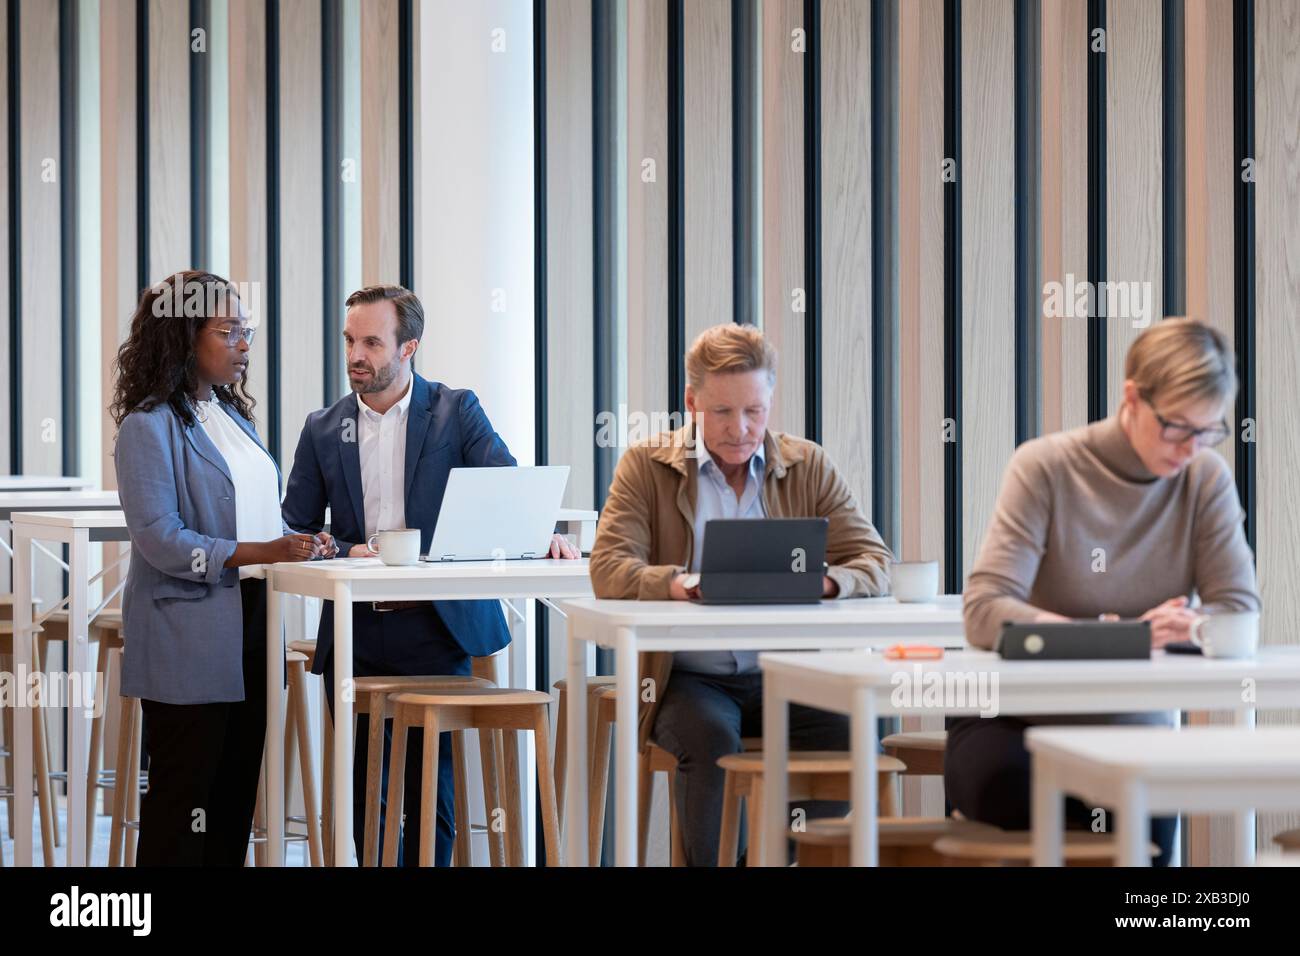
948;318;1260;866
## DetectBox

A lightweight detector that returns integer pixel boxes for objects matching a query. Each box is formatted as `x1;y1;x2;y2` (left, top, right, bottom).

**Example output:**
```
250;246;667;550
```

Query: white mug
891;560;940;603
366;529;422;567
1190;611;1259;659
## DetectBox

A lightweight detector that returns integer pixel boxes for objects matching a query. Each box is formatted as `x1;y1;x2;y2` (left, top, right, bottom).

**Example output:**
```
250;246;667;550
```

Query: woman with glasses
950;317;1259;866
111;270;333;865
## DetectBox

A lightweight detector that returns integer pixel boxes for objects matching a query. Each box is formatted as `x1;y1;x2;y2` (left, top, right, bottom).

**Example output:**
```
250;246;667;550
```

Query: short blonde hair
685;323;777;391
1125;317;1237;409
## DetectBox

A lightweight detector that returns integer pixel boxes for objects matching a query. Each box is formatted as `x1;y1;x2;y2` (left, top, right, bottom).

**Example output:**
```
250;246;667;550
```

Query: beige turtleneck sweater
964;414;1260;652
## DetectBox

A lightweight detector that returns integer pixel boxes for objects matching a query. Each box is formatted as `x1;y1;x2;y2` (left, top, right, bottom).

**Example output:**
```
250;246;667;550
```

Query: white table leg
333;581;354;865
850;689;879;867
565;629;590;866
265;572;285;866
13;528;34;865
761;674;790;867
64;529;90;866
1234;706;1257;866
614;628;638;866
1031;758;1064;866
1118;781;1150;867
506;598;536;865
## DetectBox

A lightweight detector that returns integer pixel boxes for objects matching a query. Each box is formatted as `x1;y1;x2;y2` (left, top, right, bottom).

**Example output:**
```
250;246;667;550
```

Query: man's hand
311;531;338;558
822;575;839;598
349;542;377;558
669;573;700;601
1140;596;1201;647
546;533;580;559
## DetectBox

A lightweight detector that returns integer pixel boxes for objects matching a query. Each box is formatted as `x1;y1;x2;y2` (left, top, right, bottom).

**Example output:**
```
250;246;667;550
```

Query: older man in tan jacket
589;323;892;865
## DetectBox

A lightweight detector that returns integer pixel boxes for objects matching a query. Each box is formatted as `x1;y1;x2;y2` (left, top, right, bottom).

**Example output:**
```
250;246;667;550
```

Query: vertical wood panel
149;0;191;281
761;0;804;436
1040;0;1089;435
1105;0;1162;412
361;0;399;284
683;0;731;336
1255;0;1300;849
627;0;669;420
228;0;268;426
547;0;594;510
279;0;324;465
821;0;873;518
961;0;1016;574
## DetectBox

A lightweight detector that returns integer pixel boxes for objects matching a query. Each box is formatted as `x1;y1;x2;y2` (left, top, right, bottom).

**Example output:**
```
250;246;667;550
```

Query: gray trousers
651;669;851;866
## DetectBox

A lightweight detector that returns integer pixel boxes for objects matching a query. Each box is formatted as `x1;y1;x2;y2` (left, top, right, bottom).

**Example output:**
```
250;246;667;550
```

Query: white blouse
196;400;284;578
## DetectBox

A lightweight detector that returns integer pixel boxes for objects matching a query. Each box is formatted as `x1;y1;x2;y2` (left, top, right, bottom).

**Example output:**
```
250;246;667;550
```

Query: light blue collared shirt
674;438;767;675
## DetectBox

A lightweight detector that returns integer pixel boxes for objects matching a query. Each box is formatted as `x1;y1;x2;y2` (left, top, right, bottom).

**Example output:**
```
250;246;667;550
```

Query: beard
349;354;402;394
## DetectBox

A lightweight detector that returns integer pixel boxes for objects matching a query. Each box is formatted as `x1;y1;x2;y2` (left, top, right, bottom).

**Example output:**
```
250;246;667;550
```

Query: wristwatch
682;573;701;591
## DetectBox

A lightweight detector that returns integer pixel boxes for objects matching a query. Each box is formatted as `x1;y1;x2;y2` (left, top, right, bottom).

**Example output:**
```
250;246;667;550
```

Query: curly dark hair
110;270;258;428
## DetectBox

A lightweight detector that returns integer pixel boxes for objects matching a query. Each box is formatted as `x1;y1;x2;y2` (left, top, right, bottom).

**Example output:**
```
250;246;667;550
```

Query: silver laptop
424;465;571;561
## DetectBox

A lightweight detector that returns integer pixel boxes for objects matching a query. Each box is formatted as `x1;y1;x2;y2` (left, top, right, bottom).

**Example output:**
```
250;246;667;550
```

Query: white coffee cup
891;560;940;603
366;529;422;567
1190;611;1259;659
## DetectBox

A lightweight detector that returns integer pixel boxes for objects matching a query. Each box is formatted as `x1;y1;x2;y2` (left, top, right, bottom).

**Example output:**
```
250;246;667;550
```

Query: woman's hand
261;534;321;563
1140;596;1201;647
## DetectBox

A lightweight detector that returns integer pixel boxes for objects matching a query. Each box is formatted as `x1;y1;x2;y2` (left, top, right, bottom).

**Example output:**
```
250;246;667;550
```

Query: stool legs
290;663;323;867
84;638;110;861
478;727;505;866
381;704;409;868
362;692;387;866
502;729;525;866
108;696;139;867
452;732;472;866
718;769;743;866
418;708;441;866
532;707;561;867
588;703;613;866
32;638;58;861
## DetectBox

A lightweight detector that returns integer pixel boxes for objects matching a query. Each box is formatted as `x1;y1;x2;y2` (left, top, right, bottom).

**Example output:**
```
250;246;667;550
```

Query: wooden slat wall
278;0;325;466
683;0;731;338
148;0;191;282
546;0;594;511
626;0;669;421
1105;0;1162;413
1254;0;1300;851
960;0;1016;575
820;0;872;512
360;0;399;286
228;0;268;426
1040;0;1089;435
760;0;804;437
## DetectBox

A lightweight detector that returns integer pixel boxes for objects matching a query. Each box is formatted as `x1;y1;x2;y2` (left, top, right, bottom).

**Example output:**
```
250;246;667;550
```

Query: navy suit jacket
282;373;515;670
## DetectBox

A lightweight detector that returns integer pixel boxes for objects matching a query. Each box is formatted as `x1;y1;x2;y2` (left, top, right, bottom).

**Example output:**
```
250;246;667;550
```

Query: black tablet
996;621;1152;660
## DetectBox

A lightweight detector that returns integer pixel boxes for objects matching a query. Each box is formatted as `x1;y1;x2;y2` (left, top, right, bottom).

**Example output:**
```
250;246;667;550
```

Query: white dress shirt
195;399;284;578
358;374;414;540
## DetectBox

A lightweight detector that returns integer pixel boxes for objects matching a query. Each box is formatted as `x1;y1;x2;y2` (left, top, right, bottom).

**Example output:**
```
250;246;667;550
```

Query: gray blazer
114;401;289;704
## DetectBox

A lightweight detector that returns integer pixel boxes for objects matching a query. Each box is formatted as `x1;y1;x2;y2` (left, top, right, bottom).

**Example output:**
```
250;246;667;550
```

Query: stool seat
1275;828;1300;851
355;674;493;695
933;829;1159;864
717;751;907;775
882;731;946;750
553;676;616;692
286;650;309;665
799;814;999;846
392;688;552;708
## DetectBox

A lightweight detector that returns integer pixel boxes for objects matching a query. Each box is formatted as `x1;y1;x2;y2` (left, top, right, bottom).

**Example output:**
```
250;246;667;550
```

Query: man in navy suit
282;284;577;866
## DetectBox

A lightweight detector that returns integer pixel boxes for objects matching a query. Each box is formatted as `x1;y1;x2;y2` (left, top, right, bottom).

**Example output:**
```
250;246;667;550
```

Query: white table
558;596;965;866
10;509;131;866
1027;726;1300;867
0;476;94;492
265;557;595;865
759;647;1300;867
0;490;120;570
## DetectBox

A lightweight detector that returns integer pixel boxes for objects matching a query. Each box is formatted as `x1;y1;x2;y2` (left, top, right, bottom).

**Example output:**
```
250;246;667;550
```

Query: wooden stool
551;675;616;833
82;610;125;860
932;829;1160;866
0;618;60;862
355;674;495;867
287;639;334;862
715;751;906;866
281;649;324;866
794;815;1001;866
882;730;947;775
107;695;144;867
384;688;560;867
1275;828;1300;852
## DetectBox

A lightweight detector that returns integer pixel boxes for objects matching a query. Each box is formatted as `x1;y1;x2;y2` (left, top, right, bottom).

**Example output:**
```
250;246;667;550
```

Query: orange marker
883;643;944;660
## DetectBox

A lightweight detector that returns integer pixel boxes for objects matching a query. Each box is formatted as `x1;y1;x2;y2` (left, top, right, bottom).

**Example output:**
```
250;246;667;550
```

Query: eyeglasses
1144;397;1229;447
206;325;256;348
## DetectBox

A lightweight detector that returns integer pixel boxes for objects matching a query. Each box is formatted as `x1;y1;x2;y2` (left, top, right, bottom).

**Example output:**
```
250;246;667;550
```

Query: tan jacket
588;425;894;748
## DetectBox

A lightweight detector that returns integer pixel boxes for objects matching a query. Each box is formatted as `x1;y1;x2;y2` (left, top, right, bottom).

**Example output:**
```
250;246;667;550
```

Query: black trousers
945;715;1177;866
135;579;268;866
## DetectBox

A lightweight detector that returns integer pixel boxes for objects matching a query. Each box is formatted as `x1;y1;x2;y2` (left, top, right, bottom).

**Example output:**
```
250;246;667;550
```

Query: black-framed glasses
207;325;256;348
1144;397;1229;447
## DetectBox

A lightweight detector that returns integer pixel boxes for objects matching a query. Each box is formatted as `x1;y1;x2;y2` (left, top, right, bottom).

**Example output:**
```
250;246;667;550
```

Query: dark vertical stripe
871;0;897;546
667;0;685;417
136;0;149;292
190;0;209;269
266;0;281;458
731;0;757;324
1163;0;1185;316
943;0;962;593
59;0;77;475
1086;0;1107;421
321;0;341;401
1014;0;1042;444
1234;0;1254;551
7;0;19;471
398;0;413;290
532;0;548;866
802;0;821;443
593;0;616;501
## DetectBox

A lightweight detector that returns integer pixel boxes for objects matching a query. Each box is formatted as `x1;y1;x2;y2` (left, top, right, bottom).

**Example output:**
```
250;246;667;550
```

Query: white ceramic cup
1189;611;1259;659
891;560;940;603
366;529;422;567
